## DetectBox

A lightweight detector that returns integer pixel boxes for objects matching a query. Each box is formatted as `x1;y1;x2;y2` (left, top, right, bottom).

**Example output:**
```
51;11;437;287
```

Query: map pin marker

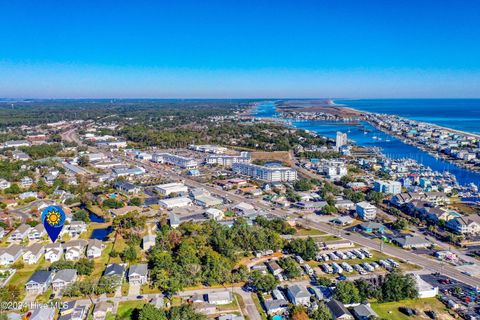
41;205;66;243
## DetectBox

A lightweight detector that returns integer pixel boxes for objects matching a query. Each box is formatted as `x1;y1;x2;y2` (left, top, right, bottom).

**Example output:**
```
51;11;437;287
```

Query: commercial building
189;144;228;154
152;153;198;169
232;163;297;182
158;197;192;209
155;182;189;195
356;201;377;220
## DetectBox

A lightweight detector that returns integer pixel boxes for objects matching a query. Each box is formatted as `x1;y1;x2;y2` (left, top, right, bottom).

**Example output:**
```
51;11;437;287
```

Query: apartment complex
232;163;297;182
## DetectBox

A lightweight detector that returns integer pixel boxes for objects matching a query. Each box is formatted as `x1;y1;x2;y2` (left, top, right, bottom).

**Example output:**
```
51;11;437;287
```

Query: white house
45;243;63;262
356;202;377;221
64;240;87;261
28;224;46;241
0;245;23;265
52;269;78;292
287;284;311;306
9;224;31;242
23;243;45;264
86;239;104;259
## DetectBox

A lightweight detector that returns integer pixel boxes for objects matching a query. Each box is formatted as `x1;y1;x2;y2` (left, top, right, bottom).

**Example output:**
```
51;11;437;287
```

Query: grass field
295;227;325;236
116;300;146;319
371;298;455;320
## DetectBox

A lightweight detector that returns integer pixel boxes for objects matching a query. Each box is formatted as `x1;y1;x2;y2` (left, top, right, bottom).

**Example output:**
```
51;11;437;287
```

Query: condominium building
232;163;297;182
206;152;251;167
152;153;198;169
356;201;377;220
374;180;402;195
335;131;347;151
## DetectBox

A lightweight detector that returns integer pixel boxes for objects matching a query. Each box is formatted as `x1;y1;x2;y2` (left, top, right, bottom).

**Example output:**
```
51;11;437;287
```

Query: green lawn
116;300;146;319
251;293;268;320
295;227;325;236
371;298;454;320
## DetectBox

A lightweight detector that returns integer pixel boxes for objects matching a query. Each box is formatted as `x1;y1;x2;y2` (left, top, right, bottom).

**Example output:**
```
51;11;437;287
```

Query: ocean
251;100;480;186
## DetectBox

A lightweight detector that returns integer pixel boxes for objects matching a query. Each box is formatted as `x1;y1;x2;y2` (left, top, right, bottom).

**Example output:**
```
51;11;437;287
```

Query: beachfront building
232;163;297;182
335;131;347;151
152;153;198;169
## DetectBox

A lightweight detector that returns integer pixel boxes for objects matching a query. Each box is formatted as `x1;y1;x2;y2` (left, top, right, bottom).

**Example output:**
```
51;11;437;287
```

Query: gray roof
105;263;125;277
393;235;430;247
129;264;148;277
264;299;288;311
288;284;310;299
53;269;77;282
27;270;52;285
327;299;353;318
352;304;378;319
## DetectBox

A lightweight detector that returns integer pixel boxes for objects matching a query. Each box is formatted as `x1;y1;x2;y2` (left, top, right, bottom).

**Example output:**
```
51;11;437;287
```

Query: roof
393;235;430;247
352;304;378;318
327;299;353;318
129;264;148;277
104;263;125;277
360;222;385;230
208;290;232;302
288;284;310;299
264;299;288;311
53;269;77;282
27;270;52;284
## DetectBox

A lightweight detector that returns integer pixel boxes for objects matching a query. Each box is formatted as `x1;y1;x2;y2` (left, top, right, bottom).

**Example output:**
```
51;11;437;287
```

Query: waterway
252;101;480;186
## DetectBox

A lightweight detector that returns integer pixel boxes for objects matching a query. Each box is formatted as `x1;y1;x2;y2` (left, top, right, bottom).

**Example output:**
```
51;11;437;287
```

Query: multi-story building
206;152;251;167
356;201;377;220
335;131;347;151
152;153;198;169
374;180;402;195
232;163;297;182
155;182;189;195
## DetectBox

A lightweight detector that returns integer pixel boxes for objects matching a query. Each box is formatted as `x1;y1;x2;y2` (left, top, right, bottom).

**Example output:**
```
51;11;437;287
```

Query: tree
139;304;168;320
122;245;137;262
4;183;21;194
320;204;337;215
294;178;313;191
290;305;309;320
354;278;381;301
95;276;120;295
392;218;409;231
75;258;94;275
366;191;384;205
334;281;361;304
380;271;418;302
0;285;20;303
73;209;90;223
77;155;89;167
130;197;143;206
278;257;301;279
286;237;317;261
310;301;333;320
251;271;278;292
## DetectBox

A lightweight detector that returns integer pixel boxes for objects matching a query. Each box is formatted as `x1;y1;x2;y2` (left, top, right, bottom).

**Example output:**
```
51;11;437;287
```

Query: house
207;291;233;305
64;240;87;261
0;227;4;239
169;212;181;228
52;269;77;292
351;304;378;320
359;222;385;233
9;224;31;241
0;179;11;190
66;221;88;236
28;224;46;240
0;245;23;265
19;191;37;200
114;180;141;194
20;176;34;188
327;299;354;320
30;307;56;320
25;270;53;294
58;303;88;320
128;264;148;285
446;217;480;235
104;263;125;280
266;261;283;276
392;235;431;249
45;243;63;262
23;243;45;264
264;299;289;316
233;202;255;215
93;301;113;320
356;202;377;220
142;234;156;251
87;239;104;258
335;199;355;211
287;284;311;306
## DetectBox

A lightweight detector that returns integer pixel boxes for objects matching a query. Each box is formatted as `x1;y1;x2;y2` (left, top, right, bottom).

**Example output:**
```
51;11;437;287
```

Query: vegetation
285;237;317;261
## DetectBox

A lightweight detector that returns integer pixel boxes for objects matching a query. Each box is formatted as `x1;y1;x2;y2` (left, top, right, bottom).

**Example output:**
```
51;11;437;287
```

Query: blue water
91;226;113;241
253;101;480;186
336;99;480;135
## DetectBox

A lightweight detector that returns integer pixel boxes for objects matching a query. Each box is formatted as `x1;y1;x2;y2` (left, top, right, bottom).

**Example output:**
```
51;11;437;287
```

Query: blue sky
1;0;479;98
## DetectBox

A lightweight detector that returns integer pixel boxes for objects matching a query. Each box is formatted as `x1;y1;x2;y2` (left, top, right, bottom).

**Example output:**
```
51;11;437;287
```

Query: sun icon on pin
46;210;61;226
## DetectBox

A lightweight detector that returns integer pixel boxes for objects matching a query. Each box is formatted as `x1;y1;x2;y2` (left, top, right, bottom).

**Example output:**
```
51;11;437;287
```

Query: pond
90;226;113;241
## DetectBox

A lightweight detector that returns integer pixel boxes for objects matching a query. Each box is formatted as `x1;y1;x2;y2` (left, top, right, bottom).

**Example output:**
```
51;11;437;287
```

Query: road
117;154;480;288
